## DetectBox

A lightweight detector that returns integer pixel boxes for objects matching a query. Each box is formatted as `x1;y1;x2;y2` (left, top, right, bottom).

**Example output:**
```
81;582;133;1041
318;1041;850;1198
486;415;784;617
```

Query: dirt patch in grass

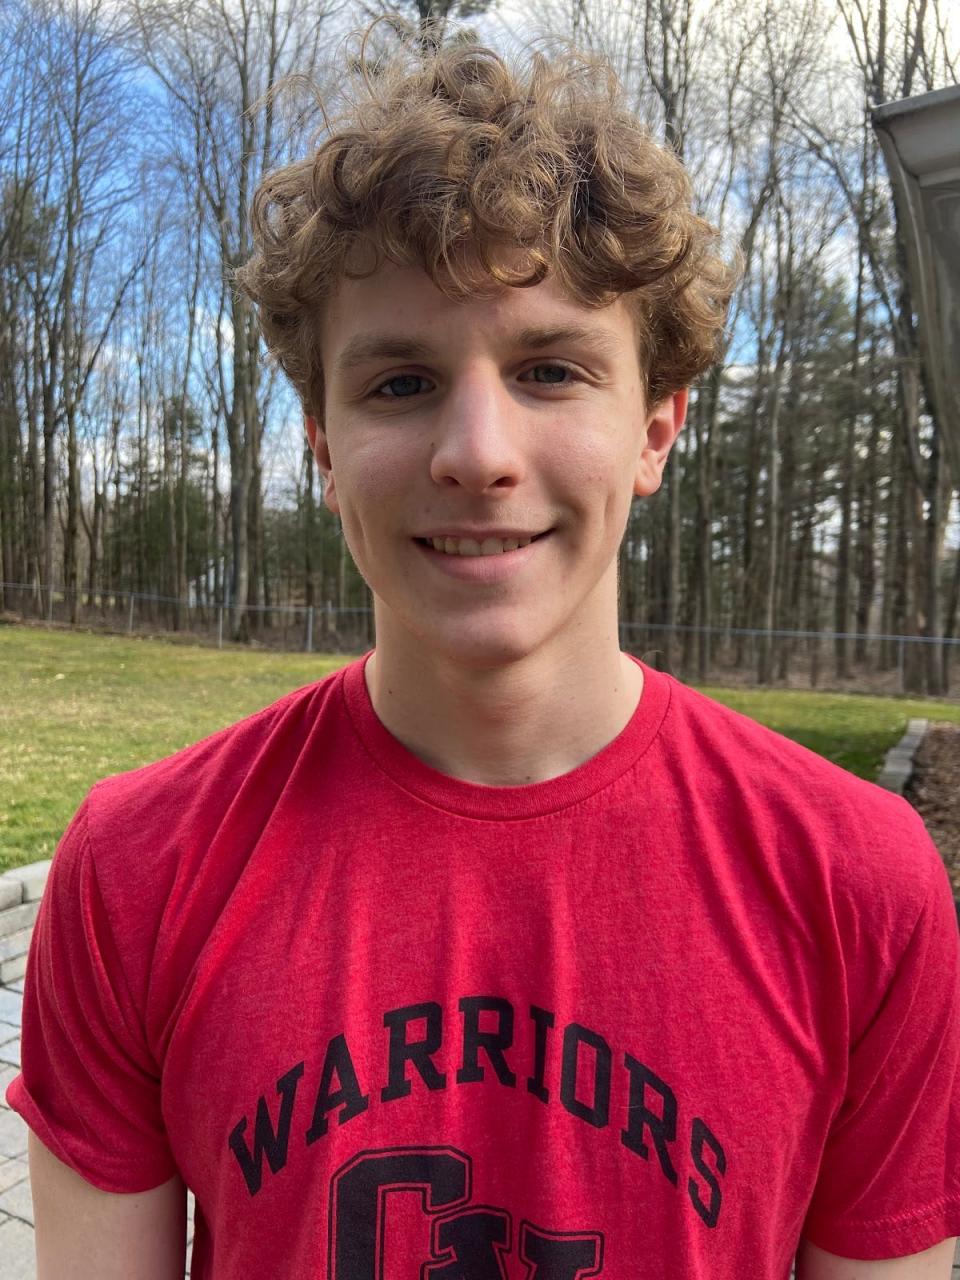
905;722;960;898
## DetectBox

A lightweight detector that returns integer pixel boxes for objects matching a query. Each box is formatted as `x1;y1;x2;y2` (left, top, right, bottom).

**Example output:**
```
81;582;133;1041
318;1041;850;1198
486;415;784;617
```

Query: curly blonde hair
237;33;739;418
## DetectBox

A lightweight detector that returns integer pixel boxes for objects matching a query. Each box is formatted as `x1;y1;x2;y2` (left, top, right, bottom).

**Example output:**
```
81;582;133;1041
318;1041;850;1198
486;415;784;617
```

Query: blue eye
378;374;429;397
527;364;571;384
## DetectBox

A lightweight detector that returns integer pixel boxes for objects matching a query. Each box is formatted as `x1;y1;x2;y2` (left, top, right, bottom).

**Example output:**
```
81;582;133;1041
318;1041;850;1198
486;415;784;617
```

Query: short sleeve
4;798;178;1193
801;846;960;1258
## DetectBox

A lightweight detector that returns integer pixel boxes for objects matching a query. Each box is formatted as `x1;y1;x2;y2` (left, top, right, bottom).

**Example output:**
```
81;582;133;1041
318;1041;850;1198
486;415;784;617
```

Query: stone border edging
0;860;50;984
878;717;960;930
876;717;928;795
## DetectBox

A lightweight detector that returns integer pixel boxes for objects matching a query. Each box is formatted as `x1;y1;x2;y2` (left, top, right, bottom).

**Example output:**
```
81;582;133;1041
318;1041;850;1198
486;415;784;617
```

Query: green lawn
2;626;958;873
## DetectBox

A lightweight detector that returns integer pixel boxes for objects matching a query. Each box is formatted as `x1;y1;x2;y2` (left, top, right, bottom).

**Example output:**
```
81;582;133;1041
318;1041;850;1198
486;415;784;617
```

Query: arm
29;1130;187;1280
796;1236;958;1280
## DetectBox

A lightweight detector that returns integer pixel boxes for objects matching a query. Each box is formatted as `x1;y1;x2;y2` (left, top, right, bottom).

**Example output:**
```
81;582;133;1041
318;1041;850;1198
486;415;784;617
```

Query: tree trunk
665;440;682;674
758;227;794;685
163;402;178;627
834;207;866;678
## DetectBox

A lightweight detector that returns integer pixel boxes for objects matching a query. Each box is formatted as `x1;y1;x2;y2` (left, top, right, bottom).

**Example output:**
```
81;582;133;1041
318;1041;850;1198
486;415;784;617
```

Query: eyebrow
513;325;622;357
335;337;435;373
334;324;622;374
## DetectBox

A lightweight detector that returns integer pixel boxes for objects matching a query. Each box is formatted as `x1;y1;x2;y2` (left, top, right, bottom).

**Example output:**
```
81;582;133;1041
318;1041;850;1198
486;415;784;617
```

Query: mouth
413;532;551;558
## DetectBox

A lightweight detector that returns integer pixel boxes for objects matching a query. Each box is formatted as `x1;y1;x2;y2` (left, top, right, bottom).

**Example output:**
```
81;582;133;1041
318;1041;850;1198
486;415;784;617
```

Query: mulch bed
903;722;960;900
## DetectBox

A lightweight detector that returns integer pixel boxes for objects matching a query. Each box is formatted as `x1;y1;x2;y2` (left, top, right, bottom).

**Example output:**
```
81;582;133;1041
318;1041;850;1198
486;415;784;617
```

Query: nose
428;365;525;495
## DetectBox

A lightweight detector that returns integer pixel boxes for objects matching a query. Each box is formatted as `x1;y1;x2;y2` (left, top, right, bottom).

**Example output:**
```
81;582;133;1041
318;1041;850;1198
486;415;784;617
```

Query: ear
305;414;339;515
633;389;688;498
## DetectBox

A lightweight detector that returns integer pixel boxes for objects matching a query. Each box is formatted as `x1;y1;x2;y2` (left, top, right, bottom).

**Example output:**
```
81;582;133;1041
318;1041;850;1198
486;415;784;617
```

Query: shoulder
79;659;353;890
91;659;348;799
653;672;944;931
656;671;904;802
38;660;359;1034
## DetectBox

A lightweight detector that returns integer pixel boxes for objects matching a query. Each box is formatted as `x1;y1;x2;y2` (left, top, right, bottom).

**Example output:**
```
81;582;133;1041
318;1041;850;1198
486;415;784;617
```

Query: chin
409;614;550;672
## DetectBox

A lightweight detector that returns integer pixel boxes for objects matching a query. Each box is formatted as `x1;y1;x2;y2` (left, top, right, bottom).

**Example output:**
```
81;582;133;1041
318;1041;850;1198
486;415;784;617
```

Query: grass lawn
2;625;958;873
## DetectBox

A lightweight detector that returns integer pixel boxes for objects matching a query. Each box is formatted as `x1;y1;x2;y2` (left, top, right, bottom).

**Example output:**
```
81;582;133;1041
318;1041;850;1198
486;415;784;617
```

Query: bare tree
131;0;335;637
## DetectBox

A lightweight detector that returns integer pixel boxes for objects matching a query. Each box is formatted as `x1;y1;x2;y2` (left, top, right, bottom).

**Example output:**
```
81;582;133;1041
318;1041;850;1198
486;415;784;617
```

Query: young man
8;35;960;1280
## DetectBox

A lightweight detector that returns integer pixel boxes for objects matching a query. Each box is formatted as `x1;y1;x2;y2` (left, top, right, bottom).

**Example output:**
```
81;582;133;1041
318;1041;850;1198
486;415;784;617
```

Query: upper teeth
429;536;535;556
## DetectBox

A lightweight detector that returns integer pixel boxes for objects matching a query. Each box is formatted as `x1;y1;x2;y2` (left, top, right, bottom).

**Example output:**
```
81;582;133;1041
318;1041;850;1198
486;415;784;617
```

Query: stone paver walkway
0;974;957;1278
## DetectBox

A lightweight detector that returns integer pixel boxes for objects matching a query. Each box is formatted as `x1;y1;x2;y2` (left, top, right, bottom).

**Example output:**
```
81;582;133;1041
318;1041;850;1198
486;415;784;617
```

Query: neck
364;622;644;787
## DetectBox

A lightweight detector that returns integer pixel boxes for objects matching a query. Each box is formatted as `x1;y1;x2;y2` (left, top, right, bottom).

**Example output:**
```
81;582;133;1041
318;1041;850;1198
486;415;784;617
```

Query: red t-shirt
8;656;960;1277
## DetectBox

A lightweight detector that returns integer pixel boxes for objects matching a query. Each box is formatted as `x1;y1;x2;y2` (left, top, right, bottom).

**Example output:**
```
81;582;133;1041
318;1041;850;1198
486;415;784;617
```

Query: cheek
329;436;427;582
560;430;638;517
330;436;402;521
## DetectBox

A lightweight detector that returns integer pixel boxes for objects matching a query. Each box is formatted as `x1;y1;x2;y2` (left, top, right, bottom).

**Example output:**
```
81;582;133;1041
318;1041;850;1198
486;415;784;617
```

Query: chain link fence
2;581;958;696
0;581;374;655
620;621;960;698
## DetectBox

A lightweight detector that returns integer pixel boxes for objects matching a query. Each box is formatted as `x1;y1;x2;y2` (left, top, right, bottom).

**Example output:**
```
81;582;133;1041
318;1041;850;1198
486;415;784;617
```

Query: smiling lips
413;533;546;582
420;534;542;557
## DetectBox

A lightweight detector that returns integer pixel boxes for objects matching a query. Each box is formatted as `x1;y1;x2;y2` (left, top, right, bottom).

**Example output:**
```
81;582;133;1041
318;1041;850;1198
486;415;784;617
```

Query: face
307;262;687;670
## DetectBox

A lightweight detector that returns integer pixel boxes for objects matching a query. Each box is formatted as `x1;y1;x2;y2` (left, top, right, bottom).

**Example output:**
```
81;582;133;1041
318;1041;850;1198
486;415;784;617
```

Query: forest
0;0;957;691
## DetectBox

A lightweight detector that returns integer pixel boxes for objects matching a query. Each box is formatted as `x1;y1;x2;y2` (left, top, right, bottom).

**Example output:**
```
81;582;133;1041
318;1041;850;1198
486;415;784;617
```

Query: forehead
320;262;638;373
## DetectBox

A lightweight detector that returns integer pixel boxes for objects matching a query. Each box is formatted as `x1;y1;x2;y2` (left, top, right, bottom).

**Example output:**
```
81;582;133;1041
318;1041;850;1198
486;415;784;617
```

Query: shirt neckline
340;652;671;820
